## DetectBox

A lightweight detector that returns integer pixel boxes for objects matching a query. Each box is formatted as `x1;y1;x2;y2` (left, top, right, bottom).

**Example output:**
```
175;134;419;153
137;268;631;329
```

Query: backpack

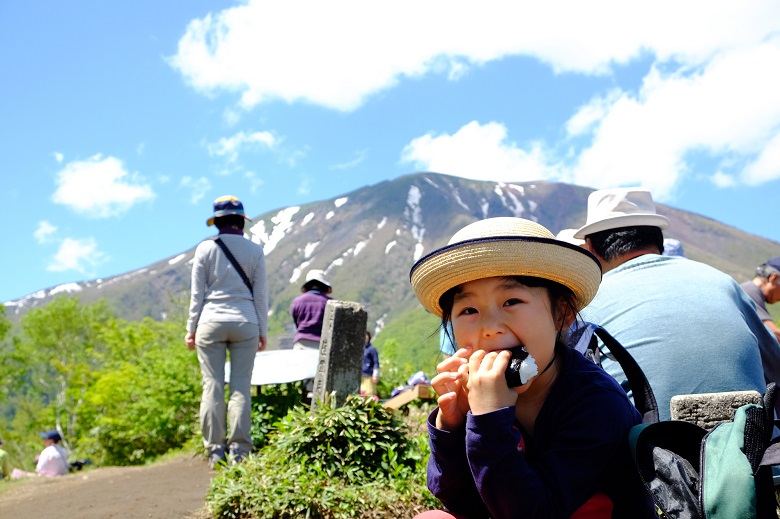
576;323;780;518
628;381;780;518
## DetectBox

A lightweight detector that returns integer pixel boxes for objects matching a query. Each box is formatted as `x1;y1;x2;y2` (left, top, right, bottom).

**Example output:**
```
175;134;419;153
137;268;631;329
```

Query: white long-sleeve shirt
187;233;268;337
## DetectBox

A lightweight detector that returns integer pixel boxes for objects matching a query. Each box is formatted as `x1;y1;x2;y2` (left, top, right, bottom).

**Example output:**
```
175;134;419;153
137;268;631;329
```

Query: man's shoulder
608;254;728;281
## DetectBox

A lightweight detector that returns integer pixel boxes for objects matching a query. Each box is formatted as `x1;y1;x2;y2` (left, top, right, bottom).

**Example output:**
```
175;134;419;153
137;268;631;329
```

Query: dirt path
0;454;213;519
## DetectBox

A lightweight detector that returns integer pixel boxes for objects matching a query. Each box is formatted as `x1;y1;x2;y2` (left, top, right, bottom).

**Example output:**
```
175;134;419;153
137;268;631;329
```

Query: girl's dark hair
214;214;246;230
586;225;663;262
438;276;579;345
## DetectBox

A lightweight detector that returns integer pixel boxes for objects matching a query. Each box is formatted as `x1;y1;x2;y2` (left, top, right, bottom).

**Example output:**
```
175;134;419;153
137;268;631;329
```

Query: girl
410;217;653;519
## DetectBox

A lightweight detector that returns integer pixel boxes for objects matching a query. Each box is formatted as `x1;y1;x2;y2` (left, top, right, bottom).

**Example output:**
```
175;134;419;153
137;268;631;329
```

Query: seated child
409;217;653;519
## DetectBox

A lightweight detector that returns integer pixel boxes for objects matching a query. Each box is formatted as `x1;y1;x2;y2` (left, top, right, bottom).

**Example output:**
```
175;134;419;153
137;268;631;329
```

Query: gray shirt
740;280;772;321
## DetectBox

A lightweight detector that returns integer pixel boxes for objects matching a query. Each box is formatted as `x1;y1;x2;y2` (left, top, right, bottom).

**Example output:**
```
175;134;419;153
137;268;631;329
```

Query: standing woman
185;195;268;469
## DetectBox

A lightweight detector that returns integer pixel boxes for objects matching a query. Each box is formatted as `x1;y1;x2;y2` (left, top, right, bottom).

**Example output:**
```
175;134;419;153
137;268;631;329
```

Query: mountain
6;172;779;362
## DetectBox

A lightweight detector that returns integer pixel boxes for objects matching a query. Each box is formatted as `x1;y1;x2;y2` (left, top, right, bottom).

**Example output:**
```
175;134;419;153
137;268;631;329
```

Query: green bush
207;395;438;518
250;382;306;449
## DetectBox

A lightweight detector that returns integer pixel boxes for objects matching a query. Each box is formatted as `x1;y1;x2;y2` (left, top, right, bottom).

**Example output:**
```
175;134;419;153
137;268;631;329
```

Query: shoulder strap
213;237;254;295
593;326;659;423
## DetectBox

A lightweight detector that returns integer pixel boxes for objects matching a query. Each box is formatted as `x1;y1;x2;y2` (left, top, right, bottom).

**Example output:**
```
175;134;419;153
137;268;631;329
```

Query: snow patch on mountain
49;283;82;296
405;185;426;243
414;243;425;261
301;212;315;226
334;197;348;208
385;241;396;254
354;241;367;256
453;189;470;211
252;206;300;255
290;260;312;284
304;241;319;259
168;254;186;265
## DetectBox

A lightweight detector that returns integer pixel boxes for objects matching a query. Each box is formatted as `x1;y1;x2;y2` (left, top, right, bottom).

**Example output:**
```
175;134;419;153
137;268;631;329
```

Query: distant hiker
574;187;780;420
290;269;332;350
0;437;11;480
361;331;380;398
410;217;653;518
186;195;268;469
11;430;70;479
741;256;780;342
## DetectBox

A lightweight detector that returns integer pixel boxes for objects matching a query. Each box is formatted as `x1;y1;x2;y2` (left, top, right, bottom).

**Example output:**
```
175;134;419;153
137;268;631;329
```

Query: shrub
207;394;437;518
250;381;305;449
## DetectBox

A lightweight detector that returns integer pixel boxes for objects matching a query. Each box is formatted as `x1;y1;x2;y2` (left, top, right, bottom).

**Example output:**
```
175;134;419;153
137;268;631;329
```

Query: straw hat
410;217;602;317
573;188;669;239
206;195;253;226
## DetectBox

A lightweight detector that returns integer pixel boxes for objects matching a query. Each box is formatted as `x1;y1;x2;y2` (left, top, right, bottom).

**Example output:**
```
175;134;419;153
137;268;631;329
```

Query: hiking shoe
208;446;227;470
228;448;248;465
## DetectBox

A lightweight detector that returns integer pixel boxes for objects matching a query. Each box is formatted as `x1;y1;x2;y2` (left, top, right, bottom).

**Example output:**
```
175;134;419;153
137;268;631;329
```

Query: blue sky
2;0;780;304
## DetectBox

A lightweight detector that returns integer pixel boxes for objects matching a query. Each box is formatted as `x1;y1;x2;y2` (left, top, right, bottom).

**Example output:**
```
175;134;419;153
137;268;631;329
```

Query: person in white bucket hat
410;217;654;519
290;269;333;350
575;188;780;421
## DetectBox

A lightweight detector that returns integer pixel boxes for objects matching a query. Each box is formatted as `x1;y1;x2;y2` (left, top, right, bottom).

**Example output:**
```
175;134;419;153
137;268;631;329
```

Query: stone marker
670;390;761;430
311;300;367;410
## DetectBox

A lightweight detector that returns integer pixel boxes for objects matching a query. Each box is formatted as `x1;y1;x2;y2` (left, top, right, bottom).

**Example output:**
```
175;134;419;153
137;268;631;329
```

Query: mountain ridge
7;173;779;353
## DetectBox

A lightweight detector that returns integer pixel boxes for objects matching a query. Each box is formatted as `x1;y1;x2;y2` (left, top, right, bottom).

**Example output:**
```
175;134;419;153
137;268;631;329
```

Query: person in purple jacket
290;269;332;350
409;217;653;519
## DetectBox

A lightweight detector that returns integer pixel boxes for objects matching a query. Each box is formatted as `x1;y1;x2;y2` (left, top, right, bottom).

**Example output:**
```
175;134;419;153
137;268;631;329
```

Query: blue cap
40;430;61;441
766;257;780;272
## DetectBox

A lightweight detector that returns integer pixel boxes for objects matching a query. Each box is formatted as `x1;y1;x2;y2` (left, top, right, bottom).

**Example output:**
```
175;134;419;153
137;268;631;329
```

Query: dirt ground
0;454;214;519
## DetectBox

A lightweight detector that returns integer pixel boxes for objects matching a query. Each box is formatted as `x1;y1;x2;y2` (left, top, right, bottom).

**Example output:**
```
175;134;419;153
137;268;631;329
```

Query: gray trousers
195;321;258;456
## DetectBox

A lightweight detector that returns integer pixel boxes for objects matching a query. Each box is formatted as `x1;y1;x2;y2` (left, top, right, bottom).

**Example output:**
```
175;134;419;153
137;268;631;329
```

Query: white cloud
169;0;780;112
244;171;264;193
742;131;780;185
330;149;368;170
34;220;57;244
206;130;276;162
171;0;780;198
401;121;561;182
180;176;212;203
711;171;736;188
567;39;780;198
402;39;780;198
52;154;155;218
48;237;107;274
53;152;64;163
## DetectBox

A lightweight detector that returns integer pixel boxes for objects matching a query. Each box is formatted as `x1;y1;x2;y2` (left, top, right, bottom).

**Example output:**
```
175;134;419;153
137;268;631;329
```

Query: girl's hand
431;347;471;431
467;349;518;415
185;331;196;350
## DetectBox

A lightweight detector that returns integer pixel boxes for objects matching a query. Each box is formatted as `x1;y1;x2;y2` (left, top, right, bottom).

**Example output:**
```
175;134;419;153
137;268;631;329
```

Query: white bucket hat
573;188;669;239
410;217;602;318
555;228;586;247
304;269;331;288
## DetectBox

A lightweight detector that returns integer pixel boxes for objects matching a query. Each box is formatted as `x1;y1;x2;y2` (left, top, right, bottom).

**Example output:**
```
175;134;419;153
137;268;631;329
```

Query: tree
12;297;113;445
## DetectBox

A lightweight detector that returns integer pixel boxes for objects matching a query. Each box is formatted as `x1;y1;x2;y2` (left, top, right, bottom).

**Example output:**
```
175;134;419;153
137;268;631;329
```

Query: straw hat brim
410;236;602;318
